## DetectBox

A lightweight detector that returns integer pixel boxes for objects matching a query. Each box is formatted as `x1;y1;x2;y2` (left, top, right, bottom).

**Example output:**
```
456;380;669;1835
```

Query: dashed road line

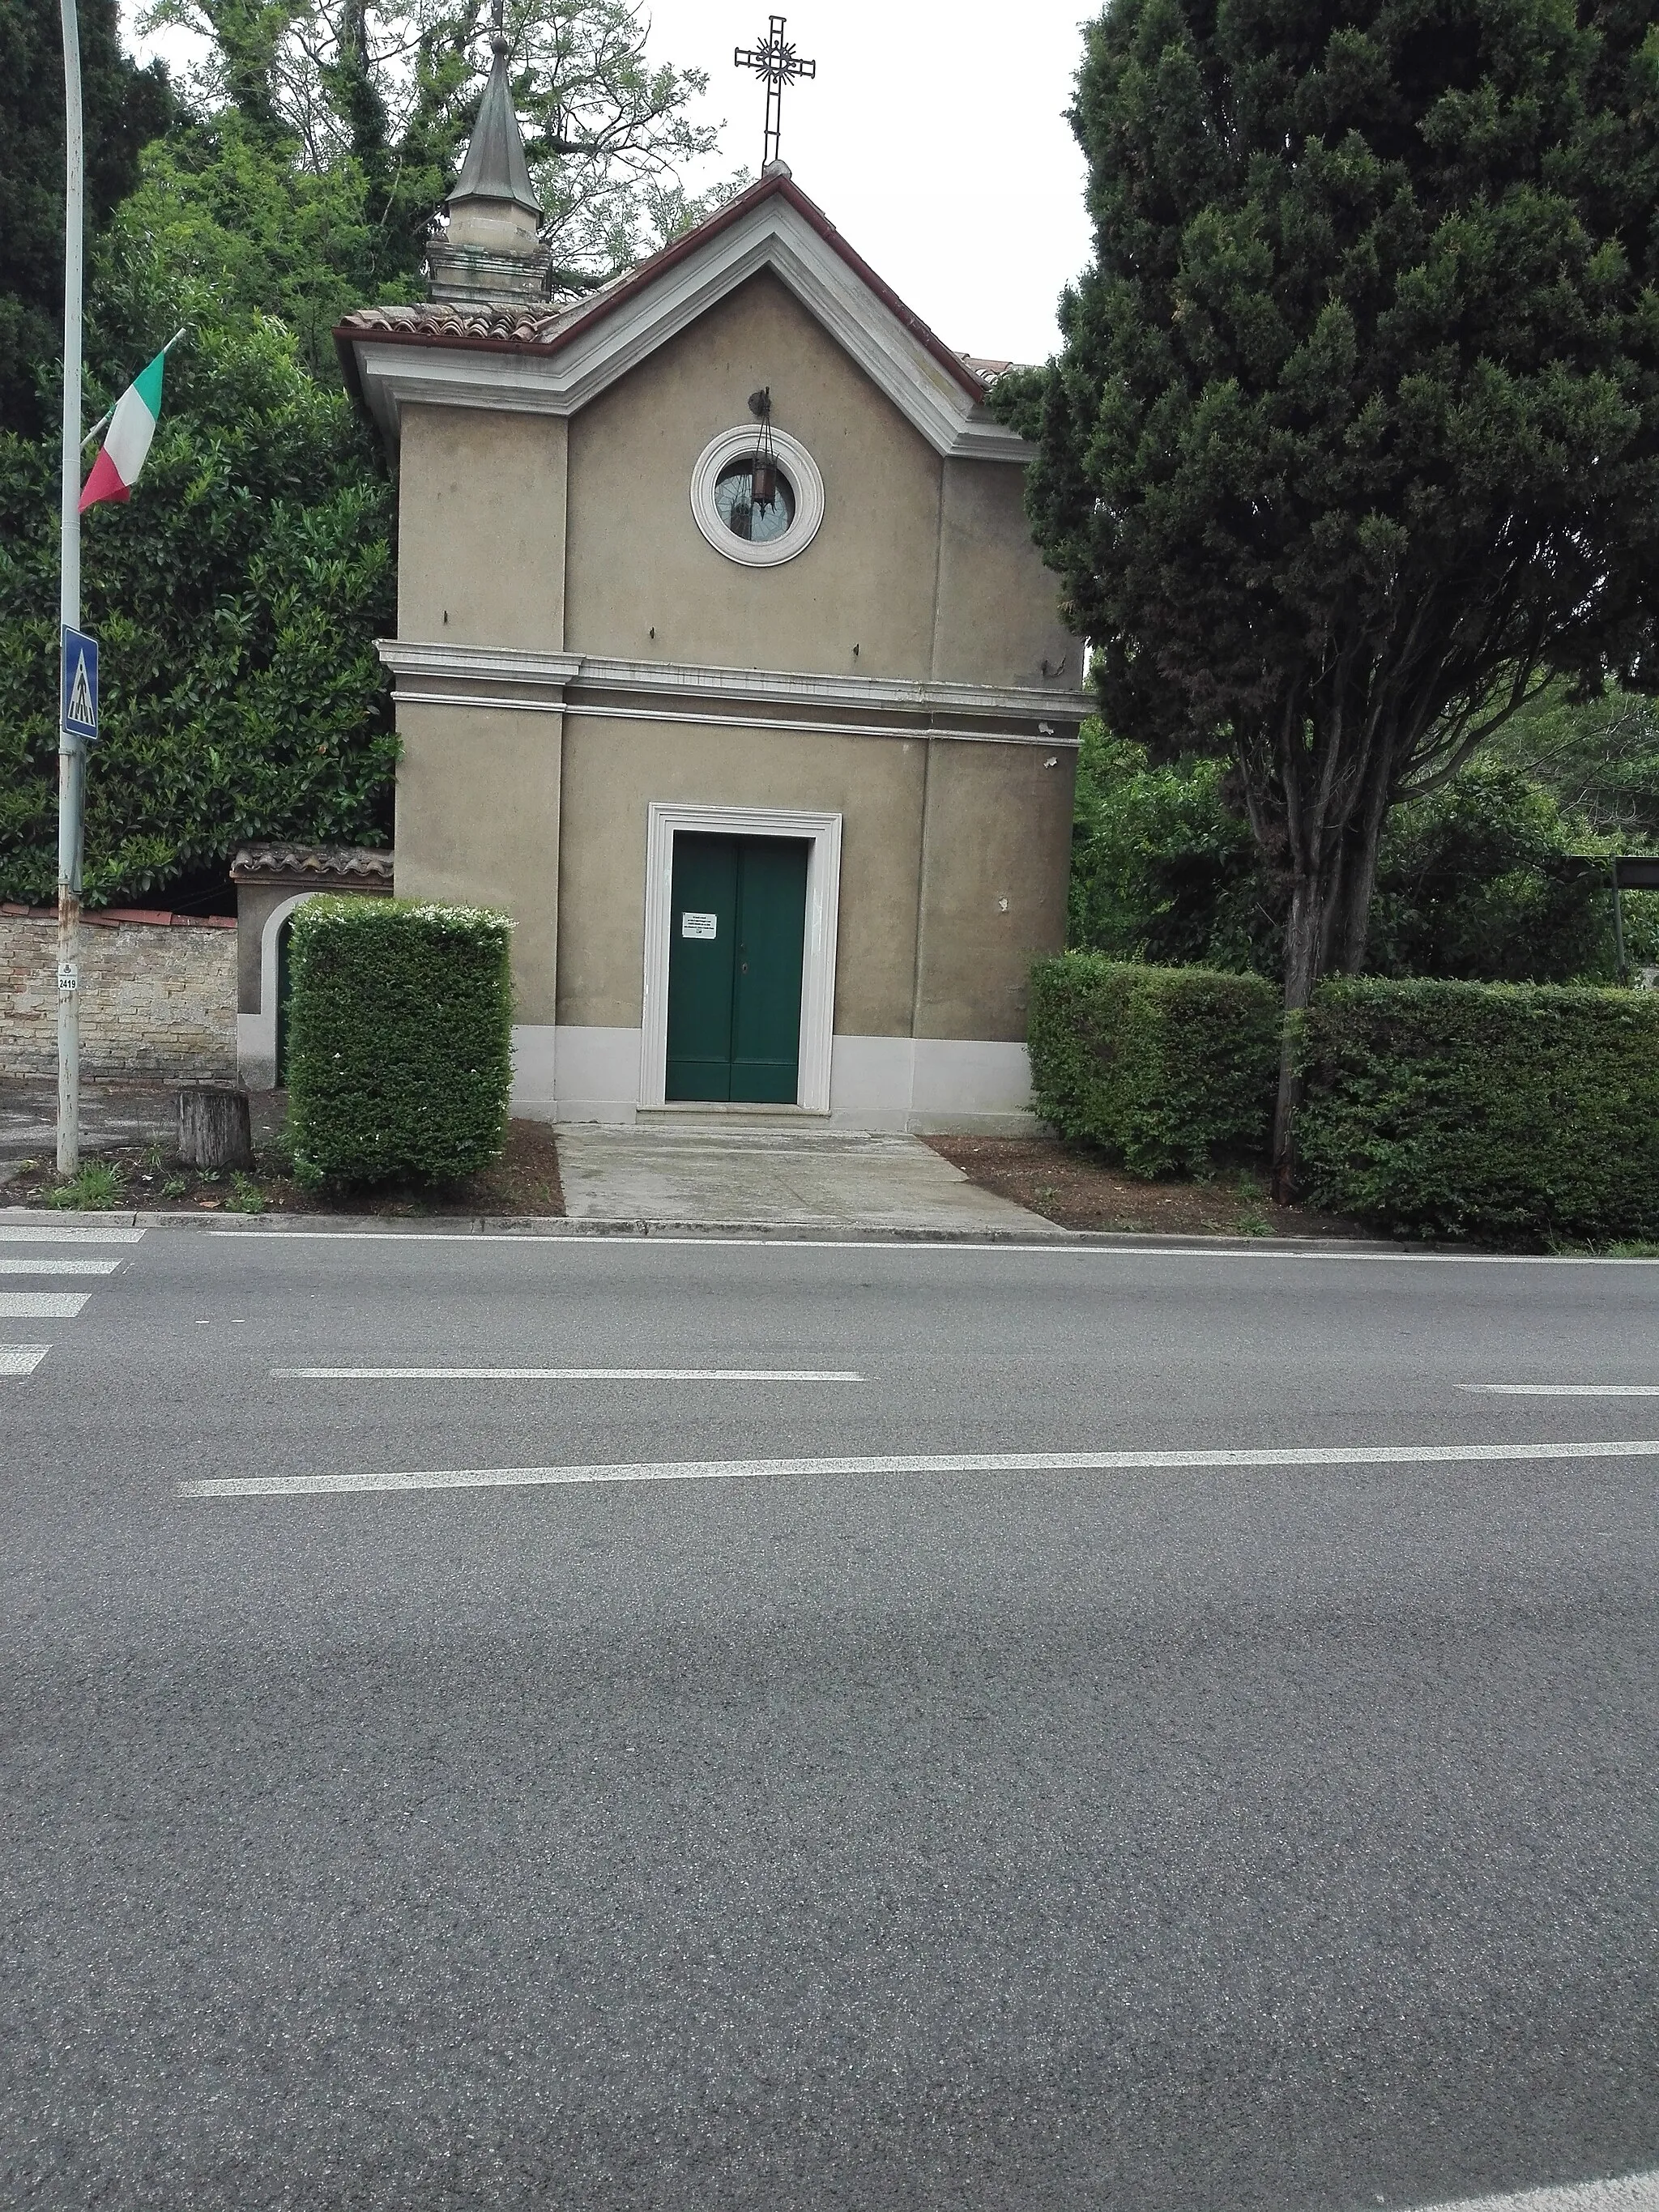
1461;1383;1659;1396
180;1434;1659;1500
1405;2167;1659;2212
272;1366;864;1381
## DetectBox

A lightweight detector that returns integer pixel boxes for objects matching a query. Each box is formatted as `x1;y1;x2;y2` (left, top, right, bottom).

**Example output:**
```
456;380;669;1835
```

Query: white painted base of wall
509;1022;562;1116
238;1011;276;1093
828;1034;1037;1133
525;1025;640;1123
510;1025;1037;1133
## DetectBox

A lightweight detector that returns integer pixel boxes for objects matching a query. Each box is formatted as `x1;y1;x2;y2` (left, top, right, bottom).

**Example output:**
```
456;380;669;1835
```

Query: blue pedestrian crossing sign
61;627;99;744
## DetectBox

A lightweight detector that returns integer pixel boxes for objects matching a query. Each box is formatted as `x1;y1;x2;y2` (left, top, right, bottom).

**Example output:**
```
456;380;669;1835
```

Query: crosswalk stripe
0;1347;51;1377
0;1292;91;1317
0;1224;144;1243
0;1258;122;1276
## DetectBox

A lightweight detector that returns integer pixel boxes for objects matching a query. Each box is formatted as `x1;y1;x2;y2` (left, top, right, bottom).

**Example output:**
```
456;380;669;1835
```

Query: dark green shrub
1068;724;1275;974
1028;955;1281;1177
1298;978;1659;1243
286;897;513;1187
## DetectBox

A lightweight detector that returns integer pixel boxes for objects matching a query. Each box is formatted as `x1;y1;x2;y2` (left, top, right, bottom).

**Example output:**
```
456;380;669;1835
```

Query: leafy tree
1366;760;1611;981
0;0;172;432
0;285;396;908
143;0;744;291
1491;679;1659;844
1071;723;1623;986
1068;722;1277;970
108;111;423;381
1005;0;1659;1186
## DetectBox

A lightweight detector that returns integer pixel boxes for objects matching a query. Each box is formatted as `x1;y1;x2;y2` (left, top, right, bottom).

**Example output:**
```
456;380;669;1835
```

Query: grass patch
46;1161;126;1210
224;1172;266;1215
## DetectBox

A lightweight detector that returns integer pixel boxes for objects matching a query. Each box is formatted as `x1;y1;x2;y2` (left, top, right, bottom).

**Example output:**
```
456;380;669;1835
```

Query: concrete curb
0;1203;1405;1252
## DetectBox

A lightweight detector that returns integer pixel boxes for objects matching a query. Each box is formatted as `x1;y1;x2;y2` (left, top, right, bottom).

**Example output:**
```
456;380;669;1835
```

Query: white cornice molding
378;641;1090;727
352;198;1030;464
382;644;584;686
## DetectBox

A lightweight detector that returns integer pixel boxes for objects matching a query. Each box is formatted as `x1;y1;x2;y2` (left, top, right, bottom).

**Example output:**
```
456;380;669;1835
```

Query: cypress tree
1006;0;1659;1187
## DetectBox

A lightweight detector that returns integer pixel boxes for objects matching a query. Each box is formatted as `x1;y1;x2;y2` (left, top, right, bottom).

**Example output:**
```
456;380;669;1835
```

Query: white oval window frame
690;424;825;568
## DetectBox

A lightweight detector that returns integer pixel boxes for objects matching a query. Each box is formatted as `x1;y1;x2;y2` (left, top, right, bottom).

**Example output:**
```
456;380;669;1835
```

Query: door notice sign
681;911;718;940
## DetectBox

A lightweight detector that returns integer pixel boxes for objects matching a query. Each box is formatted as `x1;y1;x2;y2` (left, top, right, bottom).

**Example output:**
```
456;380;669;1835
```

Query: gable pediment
337;174;1028;463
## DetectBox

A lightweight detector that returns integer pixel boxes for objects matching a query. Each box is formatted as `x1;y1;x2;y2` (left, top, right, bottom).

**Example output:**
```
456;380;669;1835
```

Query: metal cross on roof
734;15;816;171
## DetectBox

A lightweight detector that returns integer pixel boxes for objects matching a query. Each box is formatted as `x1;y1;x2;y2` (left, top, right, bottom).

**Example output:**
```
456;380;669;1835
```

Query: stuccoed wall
394;699;563;1027
550;715;1075;1043
379;255;1084;1065
561;271;1073;688
0;912;237;1080
386;271;1075;688
398;407;569;651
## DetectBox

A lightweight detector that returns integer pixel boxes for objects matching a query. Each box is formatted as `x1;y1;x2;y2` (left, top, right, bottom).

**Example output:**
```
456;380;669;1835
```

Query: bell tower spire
429;0;552;307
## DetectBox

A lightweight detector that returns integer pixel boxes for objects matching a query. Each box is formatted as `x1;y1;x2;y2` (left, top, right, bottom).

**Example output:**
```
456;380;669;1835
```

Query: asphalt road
2;1223;1656;2210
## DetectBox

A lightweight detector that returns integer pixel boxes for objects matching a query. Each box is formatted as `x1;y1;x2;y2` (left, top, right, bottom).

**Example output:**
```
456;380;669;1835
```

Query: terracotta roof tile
229;845;394;884
335;294;603;346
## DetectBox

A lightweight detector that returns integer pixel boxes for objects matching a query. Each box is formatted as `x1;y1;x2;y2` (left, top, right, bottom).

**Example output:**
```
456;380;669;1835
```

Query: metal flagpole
58;0;84;1176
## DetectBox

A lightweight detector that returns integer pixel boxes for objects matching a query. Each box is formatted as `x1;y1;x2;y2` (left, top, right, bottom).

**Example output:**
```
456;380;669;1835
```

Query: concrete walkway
554;1119;1053;1234
0;1081;1055;1233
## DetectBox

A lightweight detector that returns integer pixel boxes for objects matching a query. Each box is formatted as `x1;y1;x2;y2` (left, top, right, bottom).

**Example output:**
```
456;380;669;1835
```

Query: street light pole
58;0;84;1177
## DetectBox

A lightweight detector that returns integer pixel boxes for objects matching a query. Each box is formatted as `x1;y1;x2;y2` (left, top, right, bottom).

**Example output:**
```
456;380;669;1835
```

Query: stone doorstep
634;1104;828;1124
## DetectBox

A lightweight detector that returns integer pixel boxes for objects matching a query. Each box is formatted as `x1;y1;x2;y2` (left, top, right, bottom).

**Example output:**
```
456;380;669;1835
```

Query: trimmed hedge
286;897;514;1187
1028;955;1281;1176
1297;978;1659;1243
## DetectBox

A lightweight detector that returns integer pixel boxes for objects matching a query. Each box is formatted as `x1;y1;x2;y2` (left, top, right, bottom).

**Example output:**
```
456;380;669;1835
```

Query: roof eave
332;169;989;407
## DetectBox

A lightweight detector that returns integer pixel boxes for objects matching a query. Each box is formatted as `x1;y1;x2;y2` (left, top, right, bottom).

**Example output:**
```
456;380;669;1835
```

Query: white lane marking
0;1292;91;1318
1406;2167;1659;2212
1461;1383;1659;1396
0;1224;144;1243
180;1435;1659;1500
203;1229;1659;1264
0;1346;50;1377
0;1258;121;1276
273;1367;864;1381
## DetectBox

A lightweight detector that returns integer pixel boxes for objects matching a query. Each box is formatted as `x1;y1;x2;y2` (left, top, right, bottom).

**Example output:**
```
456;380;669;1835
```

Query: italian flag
79;346;168;513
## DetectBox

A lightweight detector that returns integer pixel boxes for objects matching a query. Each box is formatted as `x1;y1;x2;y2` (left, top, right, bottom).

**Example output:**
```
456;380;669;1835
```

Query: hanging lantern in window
748;386;778;512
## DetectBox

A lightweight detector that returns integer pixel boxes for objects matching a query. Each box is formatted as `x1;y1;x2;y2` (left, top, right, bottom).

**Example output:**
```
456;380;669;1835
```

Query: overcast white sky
122;2;1095;364
655;2;1094;364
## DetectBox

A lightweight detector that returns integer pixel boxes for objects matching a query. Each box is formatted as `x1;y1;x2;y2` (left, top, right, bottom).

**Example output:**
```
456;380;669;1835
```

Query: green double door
666;833;809;1102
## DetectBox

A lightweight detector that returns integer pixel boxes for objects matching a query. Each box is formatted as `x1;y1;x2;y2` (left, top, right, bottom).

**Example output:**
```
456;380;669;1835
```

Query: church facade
335;48;1086;1129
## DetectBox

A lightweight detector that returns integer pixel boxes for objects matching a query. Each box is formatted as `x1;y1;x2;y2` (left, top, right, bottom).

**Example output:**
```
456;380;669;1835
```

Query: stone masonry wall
0;910;237;1080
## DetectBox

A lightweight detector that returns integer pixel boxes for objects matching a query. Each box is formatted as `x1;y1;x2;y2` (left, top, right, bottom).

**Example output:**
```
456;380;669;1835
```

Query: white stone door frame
238;889;322;1089
639;802;842;1112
